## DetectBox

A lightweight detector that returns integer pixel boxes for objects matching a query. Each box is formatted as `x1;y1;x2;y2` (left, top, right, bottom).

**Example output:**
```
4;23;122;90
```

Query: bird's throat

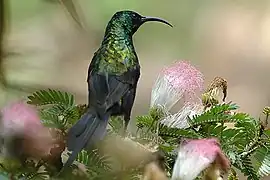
102;24;133;44
96;30;138;74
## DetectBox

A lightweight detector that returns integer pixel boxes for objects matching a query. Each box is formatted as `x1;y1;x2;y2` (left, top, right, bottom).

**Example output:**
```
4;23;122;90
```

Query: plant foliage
0;87;269;180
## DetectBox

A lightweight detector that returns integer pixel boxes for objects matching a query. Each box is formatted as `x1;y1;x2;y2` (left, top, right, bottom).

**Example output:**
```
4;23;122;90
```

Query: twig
264;114;269;127
57;0;87;32
240;139;262;159
0;0;7;88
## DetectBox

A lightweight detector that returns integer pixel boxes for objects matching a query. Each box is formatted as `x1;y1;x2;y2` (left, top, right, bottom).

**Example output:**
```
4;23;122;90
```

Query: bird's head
106;10;173;35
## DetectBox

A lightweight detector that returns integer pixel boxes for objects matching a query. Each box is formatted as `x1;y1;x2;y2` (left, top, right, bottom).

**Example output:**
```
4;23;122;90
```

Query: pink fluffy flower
171;138;230;180
150;60;204;110
1;101;42;135
151;60;204;129
0;101;53;158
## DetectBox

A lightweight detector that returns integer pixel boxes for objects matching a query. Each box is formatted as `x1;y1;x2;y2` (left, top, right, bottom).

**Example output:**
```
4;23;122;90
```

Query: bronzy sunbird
63;10;172;170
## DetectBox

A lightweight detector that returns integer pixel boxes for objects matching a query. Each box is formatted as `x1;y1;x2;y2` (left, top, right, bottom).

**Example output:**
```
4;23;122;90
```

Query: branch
57;0;87;32
0;0;7;88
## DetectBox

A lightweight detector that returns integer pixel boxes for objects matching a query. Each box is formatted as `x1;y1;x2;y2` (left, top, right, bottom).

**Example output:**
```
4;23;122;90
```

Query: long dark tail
59;109;109;175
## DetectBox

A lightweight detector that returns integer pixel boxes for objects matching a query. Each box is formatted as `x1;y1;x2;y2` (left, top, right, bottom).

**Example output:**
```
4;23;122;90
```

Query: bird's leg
122;117;130;137
121;88;137;137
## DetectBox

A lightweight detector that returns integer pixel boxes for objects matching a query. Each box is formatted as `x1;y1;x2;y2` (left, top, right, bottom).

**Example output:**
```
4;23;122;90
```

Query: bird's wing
88;68;139;114
68;69;138;141
88;47;140;107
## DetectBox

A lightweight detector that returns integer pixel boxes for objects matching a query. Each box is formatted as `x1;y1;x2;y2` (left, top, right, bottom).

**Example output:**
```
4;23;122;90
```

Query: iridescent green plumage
92;35;138;74
90;11;140;74
62;10;172;171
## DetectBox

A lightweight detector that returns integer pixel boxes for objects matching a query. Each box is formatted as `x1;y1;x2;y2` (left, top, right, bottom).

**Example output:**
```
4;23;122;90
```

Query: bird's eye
132;14;136;18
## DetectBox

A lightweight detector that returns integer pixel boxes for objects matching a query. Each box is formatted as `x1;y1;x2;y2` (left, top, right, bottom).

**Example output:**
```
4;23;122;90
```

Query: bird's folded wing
88;68;139;111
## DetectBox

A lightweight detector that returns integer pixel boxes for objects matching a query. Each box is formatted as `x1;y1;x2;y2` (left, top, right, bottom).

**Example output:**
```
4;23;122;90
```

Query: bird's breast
97;50;138;74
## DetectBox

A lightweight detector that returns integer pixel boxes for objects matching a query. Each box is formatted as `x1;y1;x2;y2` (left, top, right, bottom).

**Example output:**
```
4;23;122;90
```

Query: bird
61;10;173;171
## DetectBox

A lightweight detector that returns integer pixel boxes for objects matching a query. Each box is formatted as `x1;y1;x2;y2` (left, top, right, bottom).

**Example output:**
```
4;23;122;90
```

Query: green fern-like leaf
27;89;75;107
39;110;62;129
136;108;165;133
39;104;81;130
240;157;260;180
50;105;81;127
108;116;123;134
159;147;177;173
254;145;270;177
159;125;202;139
234;117;261;141
189;103;239;126
76;149;111;173
136;115;154;130
149;106;165;120
222;128;249;150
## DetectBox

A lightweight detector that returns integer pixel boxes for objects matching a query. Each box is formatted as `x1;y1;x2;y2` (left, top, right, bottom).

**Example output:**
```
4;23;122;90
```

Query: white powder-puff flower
151;60;204;128
161;102;204;129
150;60;204;111
171;138;230;180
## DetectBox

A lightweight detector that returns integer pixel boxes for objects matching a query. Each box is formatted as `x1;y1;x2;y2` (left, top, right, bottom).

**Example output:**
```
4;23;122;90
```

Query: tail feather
67;109;93;151
59;110;109;175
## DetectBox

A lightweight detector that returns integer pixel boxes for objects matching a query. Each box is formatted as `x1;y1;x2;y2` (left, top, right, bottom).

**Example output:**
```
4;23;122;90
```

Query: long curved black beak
141;16;173;27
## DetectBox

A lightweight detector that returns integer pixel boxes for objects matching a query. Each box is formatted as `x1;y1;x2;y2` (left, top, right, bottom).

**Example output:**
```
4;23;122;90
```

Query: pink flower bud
1;101;42;136
171;138;230;180
0;101;53;158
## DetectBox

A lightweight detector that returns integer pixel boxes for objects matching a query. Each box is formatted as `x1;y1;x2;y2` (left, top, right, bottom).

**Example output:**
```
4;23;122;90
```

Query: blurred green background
2;0;270;123
1;1;270;179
